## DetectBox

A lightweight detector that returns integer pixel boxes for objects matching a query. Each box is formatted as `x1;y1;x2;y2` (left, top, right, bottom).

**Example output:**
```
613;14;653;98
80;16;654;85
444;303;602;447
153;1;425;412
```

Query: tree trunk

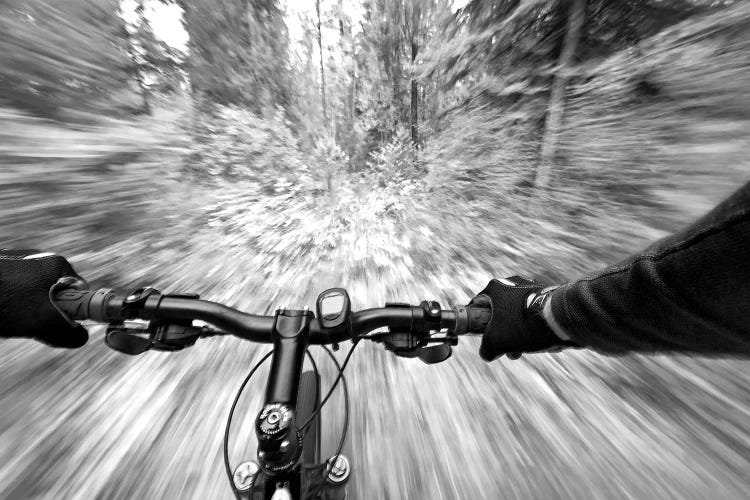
349;67;356;170
339;0;356;170
316;0;327;124
410;40;418;148
534;0;586;190
133;0;151;114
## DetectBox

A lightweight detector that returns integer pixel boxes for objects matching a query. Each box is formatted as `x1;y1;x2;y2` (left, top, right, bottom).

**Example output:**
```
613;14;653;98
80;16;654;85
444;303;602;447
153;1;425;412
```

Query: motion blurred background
1;0;749;498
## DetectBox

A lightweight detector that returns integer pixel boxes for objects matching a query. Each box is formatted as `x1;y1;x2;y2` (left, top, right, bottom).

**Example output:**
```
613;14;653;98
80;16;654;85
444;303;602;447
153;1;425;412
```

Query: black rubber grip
53;289;123;322
466;305;491;334
53;289;95;320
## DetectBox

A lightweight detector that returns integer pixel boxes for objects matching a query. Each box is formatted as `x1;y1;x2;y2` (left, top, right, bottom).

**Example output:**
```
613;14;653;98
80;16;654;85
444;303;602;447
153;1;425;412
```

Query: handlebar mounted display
315;288;351;334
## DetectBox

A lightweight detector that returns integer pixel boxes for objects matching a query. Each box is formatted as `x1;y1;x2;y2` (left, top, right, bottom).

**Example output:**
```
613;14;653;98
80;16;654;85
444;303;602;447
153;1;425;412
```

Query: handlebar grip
53;289;123;322
466;305;491;334
53;289;95;320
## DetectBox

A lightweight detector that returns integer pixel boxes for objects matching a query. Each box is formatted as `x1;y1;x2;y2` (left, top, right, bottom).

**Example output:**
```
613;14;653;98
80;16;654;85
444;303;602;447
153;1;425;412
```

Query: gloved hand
0;250;89;348
470;276;576;361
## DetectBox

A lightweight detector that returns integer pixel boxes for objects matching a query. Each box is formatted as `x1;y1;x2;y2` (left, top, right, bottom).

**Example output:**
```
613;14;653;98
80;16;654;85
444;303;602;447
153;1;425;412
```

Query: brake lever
417;344;452;364
105;327;152;355
105;322;222;355
386;344;452;364
369;331;424;354
369;332;455;364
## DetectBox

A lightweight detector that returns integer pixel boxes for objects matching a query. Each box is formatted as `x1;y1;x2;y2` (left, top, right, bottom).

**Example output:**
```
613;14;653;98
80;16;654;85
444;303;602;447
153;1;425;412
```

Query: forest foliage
0;0;744;296
0;0;750;286
1;0;748;290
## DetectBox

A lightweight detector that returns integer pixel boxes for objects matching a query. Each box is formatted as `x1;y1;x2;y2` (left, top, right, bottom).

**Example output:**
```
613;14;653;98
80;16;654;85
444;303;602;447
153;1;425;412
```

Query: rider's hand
470;276;576;361
0;250;89;348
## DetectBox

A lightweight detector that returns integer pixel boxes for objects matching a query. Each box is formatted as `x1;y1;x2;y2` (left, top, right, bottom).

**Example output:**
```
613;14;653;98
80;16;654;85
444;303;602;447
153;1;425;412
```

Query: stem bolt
233;461;260;492
326;454;351;484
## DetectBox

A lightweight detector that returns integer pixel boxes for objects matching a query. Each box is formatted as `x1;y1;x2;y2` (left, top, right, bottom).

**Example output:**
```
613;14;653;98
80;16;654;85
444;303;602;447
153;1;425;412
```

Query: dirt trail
2;329;750;499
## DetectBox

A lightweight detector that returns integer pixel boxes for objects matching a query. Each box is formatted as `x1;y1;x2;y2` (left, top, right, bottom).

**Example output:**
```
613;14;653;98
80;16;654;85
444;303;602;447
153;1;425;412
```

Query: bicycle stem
256;308;314;481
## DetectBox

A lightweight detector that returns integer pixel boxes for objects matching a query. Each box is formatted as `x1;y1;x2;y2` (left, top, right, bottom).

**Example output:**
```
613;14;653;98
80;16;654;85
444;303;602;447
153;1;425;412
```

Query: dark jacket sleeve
549;181;750;355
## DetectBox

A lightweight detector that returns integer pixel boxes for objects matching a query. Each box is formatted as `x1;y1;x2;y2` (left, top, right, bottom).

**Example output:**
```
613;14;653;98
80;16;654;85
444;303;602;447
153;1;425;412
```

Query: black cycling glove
0;250;89;348
470;276;577;361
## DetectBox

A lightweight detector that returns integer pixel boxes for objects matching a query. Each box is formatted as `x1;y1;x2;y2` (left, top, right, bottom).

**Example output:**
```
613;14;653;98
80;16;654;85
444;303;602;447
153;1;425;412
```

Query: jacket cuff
542;289;572;341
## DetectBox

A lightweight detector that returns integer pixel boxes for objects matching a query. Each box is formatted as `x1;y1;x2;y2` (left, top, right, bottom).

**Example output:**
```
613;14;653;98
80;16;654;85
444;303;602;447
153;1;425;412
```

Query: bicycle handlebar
53;288;491;344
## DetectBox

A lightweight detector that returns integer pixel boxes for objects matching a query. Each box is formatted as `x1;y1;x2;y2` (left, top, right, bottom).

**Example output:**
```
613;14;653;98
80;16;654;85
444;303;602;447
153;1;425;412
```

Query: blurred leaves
187;105;303;182
0;0;139;120
180;0;291;110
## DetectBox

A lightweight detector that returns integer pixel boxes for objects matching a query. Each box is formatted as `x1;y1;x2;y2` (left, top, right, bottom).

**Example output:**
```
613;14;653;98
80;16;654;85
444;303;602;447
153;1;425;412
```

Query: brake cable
298;340;358;433
224;350;273;500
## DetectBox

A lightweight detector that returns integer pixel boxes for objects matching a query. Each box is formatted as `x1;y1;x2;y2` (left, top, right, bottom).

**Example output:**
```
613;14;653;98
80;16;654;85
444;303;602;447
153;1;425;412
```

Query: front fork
318;456;350;500
233;464;350;500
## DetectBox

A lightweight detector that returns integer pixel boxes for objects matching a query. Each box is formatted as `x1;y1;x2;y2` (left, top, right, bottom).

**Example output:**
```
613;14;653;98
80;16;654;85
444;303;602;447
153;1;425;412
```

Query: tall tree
291;10;325;151
402;0;424;147
179;0;291;111
316;0;328;123
335;0;356;166
364;0;407;128
534;0;586;189
0;0;135;120
130;1;153;113
124;1;184;113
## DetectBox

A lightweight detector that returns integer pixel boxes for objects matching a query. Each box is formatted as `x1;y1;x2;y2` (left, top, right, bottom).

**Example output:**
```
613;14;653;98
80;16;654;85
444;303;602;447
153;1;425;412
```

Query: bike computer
316;288;351;332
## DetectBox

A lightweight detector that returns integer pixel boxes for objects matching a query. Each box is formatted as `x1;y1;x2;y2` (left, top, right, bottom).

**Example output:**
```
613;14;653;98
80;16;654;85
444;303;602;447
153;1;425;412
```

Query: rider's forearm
547;181;750;355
